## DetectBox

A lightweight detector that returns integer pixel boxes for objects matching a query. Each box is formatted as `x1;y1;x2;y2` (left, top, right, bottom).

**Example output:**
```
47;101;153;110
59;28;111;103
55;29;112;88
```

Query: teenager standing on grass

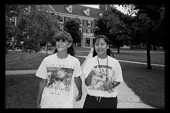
35;31;82;108
83;35;123;108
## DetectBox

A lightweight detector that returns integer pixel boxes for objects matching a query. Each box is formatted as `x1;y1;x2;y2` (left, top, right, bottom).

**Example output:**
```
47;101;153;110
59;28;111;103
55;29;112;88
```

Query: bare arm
36;78;47;108
74;76;82;101
112;81;120;88
85;70;95;86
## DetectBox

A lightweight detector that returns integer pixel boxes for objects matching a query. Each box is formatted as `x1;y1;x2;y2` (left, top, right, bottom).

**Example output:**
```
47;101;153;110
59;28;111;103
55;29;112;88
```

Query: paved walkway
73;48;155;108
6;49;155;109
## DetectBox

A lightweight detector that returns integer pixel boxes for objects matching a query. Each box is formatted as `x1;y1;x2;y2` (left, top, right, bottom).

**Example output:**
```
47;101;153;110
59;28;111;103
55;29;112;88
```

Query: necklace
97;56;109;82
56;53;68;67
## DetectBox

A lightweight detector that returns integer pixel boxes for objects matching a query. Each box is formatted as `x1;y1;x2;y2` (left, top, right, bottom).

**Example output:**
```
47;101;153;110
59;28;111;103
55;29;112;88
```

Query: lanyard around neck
97;56;109;81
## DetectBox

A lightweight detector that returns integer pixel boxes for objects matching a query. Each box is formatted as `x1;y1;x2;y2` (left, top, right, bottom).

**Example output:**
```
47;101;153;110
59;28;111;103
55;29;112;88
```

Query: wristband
111;82;115;88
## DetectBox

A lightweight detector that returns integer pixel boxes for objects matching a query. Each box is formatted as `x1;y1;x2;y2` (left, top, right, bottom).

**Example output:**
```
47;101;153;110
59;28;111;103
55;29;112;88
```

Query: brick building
9;5;102;48
43;5;102;47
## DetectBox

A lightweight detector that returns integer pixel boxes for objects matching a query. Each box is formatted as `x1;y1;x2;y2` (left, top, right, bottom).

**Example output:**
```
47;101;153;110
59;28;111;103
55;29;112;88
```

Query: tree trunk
146;42;152;70
130;44;134;49
46;43;48;57
117;46;120;54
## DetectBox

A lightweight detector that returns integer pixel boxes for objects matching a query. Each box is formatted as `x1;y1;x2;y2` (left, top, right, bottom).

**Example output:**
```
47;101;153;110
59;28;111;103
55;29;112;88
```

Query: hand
103;81;114;90
75;92;82;101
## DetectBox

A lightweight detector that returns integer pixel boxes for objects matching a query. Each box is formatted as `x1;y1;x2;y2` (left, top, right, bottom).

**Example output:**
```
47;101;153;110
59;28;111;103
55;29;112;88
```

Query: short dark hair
54;31;73;42
93;35;114;57
53;31;75;56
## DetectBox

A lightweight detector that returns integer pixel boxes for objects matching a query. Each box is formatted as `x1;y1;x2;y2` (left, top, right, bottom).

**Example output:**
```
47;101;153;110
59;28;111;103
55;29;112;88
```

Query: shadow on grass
6;75;41;108
5;63;164;108
5;57;86;108
120;62;164;108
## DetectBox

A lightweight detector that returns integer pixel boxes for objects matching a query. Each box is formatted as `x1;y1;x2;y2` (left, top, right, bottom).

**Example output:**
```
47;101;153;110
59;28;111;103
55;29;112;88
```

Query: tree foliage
95;5;133;53
64;19;82;45
132;4;165;69
6;5;59;53
133;4;165;47
5;5;24;52
97;4;165;69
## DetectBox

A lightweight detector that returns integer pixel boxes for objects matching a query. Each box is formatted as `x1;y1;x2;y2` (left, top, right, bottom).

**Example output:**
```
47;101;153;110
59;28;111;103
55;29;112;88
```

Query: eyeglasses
56;39;68;43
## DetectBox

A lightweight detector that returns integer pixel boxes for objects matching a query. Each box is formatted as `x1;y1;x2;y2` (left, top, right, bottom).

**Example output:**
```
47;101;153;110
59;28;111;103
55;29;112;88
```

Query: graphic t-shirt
83;56;123;97
36;53;82;108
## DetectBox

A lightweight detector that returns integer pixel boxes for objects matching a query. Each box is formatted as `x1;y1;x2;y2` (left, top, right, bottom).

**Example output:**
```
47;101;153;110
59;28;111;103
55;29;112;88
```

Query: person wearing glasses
35;31;82;108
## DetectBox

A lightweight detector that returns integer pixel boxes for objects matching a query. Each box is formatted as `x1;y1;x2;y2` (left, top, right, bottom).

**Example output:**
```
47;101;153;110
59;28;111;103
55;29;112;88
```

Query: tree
94;17;114;44
99;4;165;70
97;5;132;53
5;5;25;53
64;19;82;46
132;4;165;69
14;5;59;54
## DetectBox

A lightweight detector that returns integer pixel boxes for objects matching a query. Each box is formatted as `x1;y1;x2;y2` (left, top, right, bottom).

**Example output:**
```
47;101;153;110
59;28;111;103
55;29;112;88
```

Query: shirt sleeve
114;60;124;83
35;58;48;79
83;59;93;79
74;59;82;77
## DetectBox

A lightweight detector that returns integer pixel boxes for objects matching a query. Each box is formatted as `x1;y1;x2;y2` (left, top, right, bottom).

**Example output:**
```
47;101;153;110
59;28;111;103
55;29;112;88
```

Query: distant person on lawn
83;35;124;108
35;31;82;108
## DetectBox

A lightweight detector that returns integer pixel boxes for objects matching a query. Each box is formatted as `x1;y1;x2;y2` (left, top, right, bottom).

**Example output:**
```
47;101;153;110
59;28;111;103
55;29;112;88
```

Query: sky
81;4;137;16
81;5;99;9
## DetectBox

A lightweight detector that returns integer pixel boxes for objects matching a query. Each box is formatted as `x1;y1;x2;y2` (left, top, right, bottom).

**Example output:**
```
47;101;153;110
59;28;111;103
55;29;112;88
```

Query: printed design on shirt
89;65;115;93
46;66;74;95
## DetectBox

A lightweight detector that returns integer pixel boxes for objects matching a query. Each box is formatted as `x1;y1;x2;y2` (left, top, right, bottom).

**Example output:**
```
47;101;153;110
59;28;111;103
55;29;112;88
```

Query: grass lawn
6;50;88;70
75;52;89;56
6;74;40;108
120;62;164;108
6;51;46;70
111;48;164;65
5;63;164;108
74;46;91;51
113;52;164;65
5;47;165;108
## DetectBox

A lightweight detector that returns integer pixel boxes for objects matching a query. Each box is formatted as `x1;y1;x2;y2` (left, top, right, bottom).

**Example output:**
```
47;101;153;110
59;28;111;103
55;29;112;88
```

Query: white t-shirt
83;55;123;97
35;53;82;108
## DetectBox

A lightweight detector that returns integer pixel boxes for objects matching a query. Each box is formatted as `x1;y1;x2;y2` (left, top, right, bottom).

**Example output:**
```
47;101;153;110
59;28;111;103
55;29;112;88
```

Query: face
56;39;72;52
94;38;109;56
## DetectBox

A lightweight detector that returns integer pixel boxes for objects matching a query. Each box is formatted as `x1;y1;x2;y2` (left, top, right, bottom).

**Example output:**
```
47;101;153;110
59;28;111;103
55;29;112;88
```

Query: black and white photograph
5;4;165;109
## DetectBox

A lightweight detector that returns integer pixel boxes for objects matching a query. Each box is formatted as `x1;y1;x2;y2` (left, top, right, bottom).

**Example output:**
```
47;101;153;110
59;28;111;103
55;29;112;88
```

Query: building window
79;19;83;26
86;9;90;16
10;17;16;26
83;8;90;16
24;6;31;14
91;29;94;33
59;16;64;23
86;29;91;33
79;28;82;33
65;5;72;13
70;17;73;20
87;20;91;27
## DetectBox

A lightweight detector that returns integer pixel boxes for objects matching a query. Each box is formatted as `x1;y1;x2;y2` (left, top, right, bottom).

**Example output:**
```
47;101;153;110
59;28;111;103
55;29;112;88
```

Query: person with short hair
36;31;82;108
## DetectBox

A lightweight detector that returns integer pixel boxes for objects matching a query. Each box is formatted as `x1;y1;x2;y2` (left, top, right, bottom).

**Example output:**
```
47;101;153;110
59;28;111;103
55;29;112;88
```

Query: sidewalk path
6;49;155;108
73;48;155;108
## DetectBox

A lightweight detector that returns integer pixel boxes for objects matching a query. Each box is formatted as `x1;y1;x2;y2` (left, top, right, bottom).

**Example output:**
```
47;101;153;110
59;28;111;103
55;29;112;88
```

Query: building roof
43;4;102;19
